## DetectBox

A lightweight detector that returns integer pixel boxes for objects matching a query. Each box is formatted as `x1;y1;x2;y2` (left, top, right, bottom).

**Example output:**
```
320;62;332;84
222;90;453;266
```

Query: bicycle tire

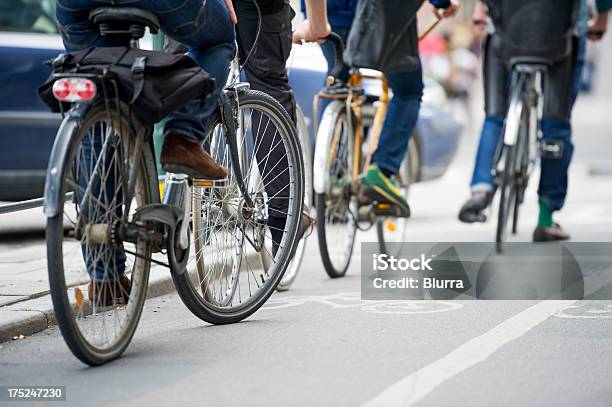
315;103;357;278
172;90;304;324
511;114;530;236
47;101;157;365
276;105;312;291
496;143;518;253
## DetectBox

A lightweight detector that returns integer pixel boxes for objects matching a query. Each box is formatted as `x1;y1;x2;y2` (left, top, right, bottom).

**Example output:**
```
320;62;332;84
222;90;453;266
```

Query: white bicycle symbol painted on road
554;303;612;319
262;292;464;315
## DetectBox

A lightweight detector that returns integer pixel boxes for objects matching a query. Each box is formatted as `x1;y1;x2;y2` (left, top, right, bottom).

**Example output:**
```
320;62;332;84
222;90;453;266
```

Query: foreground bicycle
313;35;418;278
43;8;303;365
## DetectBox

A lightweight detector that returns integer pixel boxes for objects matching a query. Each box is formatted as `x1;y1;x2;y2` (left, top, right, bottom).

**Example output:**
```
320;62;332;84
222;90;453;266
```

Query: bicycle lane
0;257;540;407
400;299;612;406
361;299;575;407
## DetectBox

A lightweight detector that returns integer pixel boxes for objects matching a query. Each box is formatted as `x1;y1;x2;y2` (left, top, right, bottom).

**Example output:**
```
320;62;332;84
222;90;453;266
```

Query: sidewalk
0;202;265;342
0;241;177;342
0;204;177;342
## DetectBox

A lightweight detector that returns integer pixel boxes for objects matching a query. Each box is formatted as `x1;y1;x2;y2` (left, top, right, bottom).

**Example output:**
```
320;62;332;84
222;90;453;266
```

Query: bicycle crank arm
132;203;188;275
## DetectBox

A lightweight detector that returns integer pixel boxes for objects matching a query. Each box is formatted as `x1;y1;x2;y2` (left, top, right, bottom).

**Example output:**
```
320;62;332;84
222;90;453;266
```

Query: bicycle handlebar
322;32;345;87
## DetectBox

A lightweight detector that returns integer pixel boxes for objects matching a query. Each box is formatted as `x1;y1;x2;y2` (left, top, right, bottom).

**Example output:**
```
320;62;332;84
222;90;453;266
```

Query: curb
0;253;261;343
0;265;175;343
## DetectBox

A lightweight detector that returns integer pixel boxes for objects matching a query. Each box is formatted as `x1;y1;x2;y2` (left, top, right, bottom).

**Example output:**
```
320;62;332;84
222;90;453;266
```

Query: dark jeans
371;67;424;175
56;0;234;279
470;35;584;211
321;24;424;177
56;0;235;142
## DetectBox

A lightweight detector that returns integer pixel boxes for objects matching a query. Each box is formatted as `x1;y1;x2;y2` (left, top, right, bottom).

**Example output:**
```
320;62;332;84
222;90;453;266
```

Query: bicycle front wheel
315;102;357;278
46;101;157;365
172;90;304;324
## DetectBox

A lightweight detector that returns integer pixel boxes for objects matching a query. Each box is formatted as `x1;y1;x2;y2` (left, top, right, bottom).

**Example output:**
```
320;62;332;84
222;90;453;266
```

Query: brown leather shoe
160;134;228;179
88;275;131;306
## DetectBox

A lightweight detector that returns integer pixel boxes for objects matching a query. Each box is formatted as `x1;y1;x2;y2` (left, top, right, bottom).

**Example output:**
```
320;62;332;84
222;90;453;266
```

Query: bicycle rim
316;107;357;278
276;106;312;291
47;102;154;365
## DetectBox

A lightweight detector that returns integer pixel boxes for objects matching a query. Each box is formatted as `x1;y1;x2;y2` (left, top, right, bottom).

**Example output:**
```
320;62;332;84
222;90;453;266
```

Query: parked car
0;0;62;200
288;44;461;183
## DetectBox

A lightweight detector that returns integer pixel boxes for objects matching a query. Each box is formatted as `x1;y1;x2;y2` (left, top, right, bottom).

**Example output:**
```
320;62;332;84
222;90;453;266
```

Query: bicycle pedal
193;178;228;188
373;203;409;218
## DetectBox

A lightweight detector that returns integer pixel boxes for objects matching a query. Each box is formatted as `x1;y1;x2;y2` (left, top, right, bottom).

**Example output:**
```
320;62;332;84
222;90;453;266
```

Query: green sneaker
361;165;411;217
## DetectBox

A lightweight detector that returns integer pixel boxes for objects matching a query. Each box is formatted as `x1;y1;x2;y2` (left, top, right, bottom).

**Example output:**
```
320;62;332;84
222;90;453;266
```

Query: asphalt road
1;36;612;407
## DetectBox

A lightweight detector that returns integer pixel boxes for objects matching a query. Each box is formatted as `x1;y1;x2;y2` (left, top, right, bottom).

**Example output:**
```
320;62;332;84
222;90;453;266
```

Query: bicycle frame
312;70;390;195
161;56;254;251
495;64;545;185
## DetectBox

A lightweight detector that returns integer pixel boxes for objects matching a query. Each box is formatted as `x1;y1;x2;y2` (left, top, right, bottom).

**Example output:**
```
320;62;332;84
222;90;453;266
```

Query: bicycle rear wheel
46;101;157;365
496;94;531;252
316;103;357;278
376;136;419;256
172;90;304;324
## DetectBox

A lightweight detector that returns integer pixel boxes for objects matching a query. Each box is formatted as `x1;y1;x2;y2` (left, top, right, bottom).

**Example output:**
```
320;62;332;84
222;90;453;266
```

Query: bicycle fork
219;91;255;210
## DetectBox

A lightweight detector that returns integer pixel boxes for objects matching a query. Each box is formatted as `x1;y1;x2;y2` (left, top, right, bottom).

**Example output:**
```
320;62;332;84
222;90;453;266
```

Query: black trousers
483;35;579;121
235;1;297;229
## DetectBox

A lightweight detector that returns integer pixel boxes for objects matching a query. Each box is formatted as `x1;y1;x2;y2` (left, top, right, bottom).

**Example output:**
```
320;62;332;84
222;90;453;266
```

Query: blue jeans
56;0;235;142
56;0;234;279
371;67;423;175
470;39;585;211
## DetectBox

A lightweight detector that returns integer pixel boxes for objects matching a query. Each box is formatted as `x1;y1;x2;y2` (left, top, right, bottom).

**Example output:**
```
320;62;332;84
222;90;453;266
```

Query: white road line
362;300;575;407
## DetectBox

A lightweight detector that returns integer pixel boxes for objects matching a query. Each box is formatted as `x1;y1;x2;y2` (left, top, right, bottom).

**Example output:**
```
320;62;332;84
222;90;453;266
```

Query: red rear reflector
52;79;71;100
52;78;97;102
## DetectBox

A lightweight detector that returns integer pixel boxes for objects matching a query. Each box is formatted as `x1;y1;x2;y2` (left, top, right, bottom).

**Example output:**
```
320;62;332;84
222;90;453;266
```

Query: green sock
538;200;554;228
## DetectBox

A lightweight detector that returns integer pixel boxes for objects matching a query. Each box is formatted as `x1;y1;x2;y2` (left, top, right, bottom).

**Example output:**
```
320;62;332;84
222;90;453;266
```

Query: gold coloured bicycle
312;35;418;278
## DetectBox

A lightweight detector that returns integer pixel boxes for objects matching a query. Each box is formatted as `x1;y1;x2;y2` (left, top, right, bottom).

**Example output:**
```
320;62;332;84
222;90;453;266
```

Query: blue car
0;0;62;200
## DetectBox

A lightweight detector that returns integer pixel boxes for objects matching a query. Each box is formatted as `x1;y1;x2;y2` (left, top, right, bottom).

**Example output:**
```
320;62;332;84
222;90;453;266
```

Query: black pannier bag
487;0;580;64
38;47;214;125
344;0;424;73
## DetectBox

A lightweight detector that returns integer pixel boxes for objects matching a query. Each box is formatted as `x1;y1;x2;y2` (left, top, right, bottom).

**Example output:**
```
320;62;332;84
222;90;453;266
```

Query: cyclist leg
159;0;236;178
459;34;509;223
362;66;423;215
55;0;234;295
534;37;582;241
234;2;309;249
56;0;134;292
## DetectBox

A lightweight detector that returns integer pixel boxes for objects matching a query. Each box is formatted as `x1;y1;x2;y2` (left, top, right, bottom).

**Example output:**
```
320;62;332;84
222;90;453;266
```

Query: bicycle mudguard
313;100;346;195
43;103;89;218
